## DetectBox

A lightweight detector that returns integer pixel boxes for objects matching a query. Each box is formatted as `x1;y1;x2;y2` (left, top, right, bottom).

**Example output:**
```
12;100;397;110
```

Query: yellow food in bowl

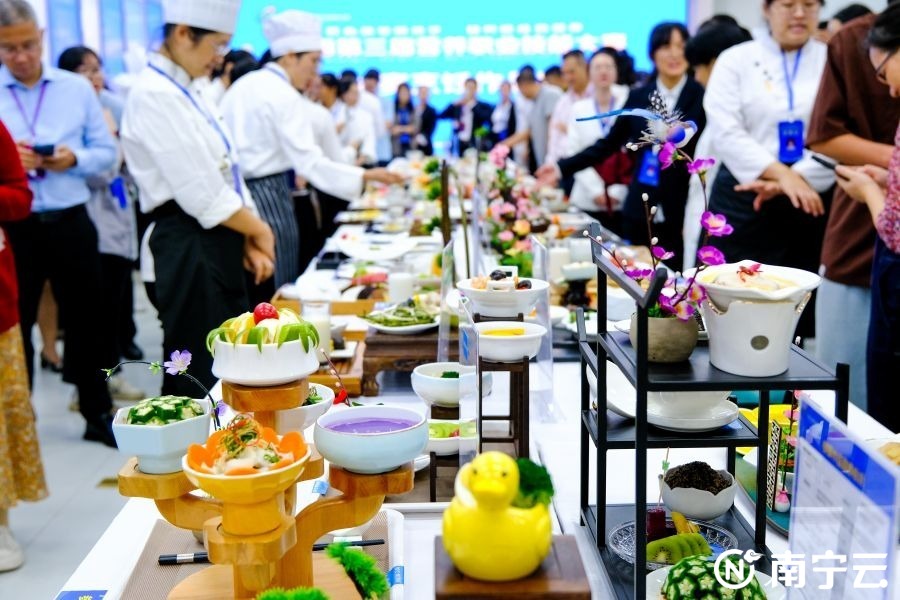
483;328;525;336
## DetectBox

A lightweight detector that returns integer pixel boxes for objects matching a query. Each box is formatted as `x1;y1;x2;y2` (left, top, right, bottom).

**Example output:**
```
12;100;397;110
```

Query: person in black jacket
537;22;704;271
414;85;437;156
438;77;493;155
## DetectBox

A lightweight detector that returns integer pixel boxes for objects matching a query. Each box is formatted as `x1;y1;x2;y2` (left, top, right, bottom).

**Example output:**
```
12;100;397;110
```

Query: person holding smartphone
0;0;118;446
833;3;900;433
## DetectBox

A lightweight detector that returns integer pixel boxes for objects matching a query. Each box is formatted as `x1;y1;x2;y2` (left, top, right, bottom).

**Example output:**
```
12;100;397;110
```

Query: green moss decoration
326;542;389;599
255;587;329;600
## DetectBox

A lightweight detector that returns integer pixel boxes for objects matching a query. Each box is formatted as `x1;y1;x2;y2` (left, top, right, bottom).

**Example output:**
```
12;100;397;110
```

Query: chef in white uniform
220;9;401;301
121;0;275;394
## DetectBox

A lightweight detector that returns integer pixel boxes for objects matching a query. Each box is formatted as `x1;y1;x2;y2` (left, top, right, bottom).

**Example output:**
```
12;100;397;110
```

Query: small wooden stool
434;535;591;599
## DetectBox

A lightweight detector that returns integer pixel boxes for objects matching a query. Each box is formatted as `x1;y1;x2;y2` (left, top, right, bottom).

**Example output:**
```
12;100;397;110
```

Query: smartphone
32;144;55;157
810;153;838;170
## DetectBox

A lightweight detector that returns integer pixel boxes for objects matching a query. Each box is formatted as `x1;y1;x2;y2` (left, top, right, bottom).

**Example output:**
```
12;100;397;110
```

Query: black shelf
582;409;759;450
586;504;774;598
598;331;844;393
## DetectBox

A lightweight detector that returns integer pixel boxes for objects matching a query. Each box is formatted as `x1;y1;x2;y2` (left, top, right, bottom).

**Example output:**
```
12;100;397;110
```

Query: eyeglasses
874;48;897;85
0;39;40;57
771;1;820;15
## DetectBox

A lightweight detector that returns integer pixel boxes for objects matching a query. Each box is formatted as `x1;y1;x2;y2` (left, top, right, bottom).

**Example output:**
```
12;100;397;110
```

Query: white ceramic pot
211;338;319;386
687;261;821;377
112;399;212;474
314;406;427;474
474;321;546;363
659;470;738;520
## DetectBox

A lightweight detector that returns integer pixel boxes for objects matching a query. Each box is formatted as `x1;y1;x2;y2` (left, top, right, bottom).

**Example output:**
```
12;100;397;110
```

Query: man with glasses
0;0;118;446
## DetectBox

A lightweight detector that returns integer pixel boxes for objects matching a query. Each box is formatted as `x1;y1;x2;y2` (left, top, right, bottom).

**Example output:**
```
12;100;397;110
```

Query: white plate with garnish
365;320;438;335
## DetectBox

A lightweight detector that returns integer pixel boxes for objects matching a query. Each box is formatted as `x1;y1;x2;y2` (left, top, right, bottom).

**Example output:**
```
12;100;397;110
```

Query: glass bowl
607;517;739;571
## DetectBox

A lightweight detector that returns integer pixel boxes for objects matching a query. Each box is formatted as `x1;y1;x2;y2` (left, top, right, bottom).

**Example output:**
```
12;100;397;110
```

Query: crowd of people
0;0;899;574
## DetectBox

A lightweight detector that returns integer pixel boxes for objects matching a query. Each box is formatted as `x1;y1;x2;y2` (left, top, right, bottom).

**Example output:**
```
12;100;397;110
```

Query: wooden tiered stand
117;377;414;599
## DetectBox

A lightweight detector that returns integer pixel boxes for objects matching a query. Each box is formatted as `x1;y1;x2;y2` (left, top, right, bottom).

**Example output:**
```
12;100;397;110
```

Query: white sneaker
108;376;146;402
0;526;24;572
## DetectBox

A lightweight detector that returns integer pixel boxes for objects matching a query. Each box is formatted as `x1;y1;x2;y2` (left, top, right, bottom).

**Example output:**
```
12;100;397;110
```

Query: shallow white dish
648;399;740;432
413;454;431;472
650;390;733;418
112;398;212;475
336;235;417;261
586;364;637;418
365;319;439;335
322;340;358;363
336;263;389;280
273;383;334;434
526;305;569;327
314;405;427;474
426;420;462;456
456;277;549;318
613;318;709;341
646;566;784;600
211;338;319;386
475;321;546;363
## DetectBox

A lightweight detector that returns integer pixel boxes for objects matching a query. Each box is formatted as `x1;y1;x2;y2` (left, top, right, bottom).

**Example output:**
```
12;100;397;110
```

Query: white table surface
59;361;898;599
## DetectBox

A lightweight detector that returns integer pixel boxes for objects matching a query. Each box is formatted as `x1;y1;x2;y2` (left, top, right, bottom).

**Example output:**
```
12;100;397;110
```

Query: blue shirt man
0;64;115;212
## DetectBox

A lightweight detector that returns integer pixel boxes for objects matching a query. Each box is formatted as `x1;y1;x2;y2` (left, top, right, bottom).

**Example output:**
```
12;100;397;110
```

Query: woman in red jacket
0;119;47;572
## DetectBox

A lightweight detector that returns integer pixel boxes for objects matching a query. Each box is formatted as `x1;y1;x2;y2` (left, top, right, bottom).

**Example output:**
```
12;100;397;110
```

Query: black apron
245;171;298;288
149;202;247;395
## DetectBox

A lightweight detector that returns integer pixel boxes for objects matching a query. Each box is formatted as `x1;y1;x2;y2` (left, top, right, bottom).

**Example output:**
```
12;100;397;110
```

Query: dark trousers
6;204;113;420
100;254;135;359
149;204;248;395
294;189;321;276
867;237;900;432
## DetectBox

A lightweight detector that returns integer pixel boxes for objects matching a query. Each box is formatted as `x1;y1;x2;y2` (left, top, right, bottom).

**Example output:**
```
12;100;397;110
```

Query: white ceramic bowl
688;260;821;310
112;399;212;474
660;470;738;520
426;420;461;456
606;286;635;322
314;405;428;474
211;338;320;386
456;278;550;318
411;362;470;406
561;262;596;281
475;321;546;363
649;390;732;419
273;383;335;434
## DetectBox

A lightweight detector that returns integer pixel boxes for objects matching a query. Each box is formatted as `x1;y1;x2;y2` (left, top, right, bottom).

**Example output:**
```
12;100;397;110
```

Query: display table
58;361;895;600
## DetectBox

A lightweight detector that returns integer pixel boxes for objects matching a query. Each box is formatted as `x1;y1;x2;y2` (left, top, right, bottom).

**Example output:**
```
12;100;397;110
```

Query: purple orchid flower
658;142;676;170
687;157;716;175
700;211;734;237
652;245;675;261
163;350;192;375
697;245;726;266
660;295;696;321
625;268;654;280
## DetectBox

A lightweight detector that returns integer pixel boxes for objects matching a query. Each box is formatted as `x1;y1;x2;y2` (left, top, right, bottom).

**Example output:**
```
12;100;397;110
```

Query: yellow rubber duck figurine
442;452;552;581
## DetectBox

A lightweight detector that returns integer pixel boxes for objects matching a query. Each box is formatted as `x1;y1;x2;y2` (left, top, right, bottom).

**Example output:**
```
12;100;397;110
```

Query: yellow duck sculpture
442;452;552;581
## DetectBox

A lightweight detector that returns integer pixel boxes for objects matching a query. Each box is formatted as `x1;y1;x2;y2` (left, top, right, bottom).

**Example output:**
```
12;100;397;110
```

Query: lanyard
148;64;243;197
594;95;615;137
781;48;802;113
265;63;289;84
8;80;48;139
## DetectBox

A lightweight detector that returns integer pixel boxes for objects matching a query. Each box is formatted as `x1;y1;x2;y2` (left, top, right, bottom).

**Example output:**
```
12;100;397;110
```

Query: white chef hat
162;0;242;35
263;10;322;58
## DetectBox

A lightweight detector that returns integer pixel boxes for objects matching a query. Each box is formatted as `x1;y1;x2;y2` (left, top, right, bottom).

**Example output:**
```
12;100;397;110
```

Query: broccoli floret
256;587;329;600
512;458;555;508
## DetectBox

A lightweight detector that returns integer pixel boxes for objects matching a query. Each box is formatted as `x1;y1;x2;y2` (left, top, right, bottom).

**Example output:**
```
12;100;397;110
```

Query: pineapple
661;555;767;600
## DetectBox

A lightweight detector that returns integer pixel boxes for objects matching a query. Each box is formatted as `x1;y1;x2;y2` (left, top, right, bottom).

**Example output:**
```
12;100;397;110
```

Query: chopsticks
158;538;385;565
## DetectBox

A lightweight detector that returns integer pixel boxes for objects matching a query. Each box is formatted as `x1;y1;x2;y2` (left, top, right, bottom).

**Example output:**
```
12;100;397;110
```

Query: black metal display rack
577;222;850;599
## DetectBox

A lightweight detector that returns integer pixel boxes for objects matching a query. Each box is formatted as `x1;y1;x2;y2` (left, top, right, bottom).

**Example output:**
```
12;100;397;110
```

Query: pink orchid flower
687;282;707;303
489;144;510;168
688;157;716;175
658;142;676;170
660;295;695;321
497;230;514;242
697;245;726;266
700;211;734;237
652;245;675;261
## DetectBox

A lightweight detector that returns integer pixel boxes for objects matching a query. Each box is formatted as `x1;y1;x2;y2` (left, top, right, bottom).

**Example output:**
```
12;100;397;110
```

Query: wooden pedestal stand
116;379;414;600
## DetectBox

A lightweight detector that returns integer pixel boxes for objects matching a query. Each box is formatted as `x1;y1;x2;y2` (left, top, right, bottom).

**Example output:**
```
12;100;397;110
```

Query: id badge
778;120;804;165
636;151;660;187
110;176;127;209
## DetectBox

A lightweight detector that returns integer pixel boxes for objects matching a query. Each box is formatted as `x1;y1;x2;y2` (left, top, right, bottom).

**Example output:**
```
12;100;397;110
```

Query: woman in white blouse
567;48;630;229
121;0;275;392
703;0;833;271
338;77;378;166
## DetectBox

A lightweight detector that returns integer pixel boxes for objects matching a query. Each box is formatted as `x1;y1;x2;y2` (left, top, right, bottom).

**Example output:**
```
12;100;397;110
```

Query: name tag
636;151;660;187
778;120;804;165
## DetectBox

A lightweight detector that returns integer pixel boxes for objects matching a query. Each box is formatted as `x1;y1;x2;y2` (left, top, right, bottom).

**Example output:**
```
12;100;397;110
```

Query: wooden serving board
362;330;459;396
309;341;365;397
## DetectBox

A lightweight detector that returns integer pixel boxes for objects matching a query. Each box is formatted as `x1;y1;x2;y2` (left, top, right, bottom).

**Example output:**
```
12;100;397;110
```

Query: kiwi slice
646;536;683;564
671;534;695;560
685;532;712;556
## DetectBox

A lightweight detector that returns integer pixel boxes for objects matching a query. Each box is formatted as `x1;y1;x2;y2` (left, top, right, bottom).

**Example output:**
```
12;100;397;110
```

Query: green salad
303;388;323;406
364;301;436;328
126;396;204;425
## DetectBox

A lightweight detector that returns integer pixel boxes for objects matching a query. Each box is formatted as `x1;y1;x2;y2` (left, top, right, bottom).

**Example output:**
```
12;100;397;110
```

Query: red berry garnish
253;302;279;324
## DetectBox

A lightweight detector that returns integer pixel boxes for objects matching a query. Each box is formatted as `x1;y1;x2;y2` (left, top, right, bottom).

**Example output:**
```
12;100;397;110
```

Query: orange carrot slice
205;429;227;454
277;431;306;460
187;444;212;470
225;466;259;476
260;427;278;445
271;457;293;470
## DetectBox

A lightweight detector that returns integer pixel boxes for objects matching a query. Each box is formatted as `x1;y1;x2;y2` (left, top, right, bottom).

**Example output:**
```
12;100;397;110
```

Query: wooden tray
310;341;365;397
362;330;459;396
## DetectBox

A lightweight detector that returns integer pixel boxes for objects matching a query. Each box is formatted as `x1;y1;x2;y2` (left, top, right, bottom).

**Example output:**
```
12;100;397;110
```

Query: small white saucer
647;399;740;432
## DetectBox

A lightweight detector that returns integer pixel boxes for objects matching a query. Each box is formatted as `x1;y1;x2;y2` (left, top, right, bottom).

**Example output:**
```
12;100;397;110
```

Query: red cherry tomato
253;302;279;324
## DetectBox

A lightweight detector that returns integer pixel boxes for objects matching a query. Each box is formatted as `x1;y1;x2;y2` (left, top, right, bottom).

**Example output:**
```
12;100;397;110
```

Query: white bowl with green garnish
112;397;212;474
273;383;334;434
412;362;467;406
